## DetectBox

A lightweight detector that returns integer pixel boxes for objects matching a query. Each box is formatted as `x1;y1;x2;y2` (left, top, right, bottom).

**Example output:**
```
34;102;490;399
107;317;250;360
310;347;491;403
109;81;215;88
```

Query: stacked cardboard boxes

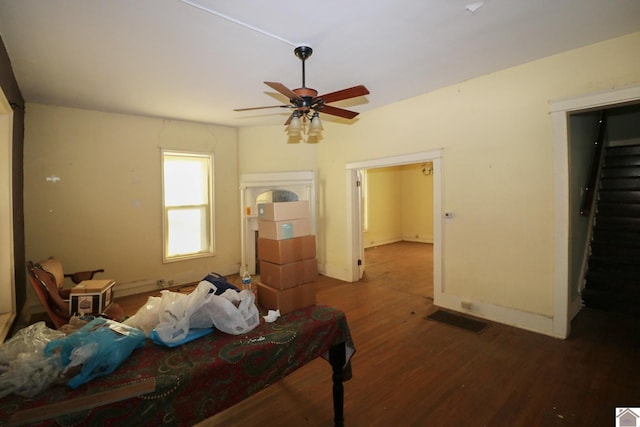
256;201;317;314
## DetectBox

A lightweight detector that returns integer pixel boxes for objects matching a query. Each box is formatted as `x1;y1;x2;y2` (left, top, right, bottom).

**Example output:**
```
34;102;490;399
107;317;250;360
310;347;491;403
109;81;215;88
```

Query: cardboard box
259;258;318;290
258;218;311;240
70;279;115;315
258;235;316;265
257;281;316;315
258;201;310;221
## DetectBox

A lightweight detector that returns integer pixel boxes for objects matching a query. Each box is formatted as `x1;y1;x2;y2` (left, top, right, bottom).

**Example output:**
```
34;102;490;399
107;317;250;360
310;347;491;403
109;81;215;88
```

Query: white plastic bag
153;282;215;344
0;322;65;398
126;281;260;346
200;288;260;335
123;295;161;336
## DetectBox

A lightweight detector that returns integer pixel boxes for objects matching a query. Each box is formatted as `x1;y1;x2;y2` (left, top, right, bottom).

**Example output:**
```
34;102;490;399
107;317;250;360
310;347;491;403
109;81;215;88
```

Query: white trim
240;171;315;187
437;293;558;338
345;149;443;170
551;110;571;338
549;85;640;113
550;84;640;338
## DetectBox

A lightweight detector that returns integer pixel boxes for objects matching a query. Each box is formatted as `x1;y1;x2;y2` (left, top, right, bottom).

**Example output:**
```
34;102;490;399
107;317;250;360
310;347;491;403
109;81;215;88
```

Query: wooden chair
26;257;104;329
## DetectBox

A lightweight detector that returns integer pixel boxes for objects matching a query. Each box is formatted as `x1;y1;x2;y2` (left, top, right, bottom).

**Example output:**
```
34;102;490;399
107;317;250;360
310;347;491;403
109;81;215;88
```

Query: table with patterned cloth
0;305;355;427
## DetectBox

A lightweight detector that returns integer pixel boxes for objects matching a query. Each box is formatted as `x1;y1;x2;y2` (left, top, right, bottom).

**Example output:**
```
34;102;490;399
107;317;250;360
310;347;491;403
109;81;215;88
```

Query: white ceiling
0;0;639;128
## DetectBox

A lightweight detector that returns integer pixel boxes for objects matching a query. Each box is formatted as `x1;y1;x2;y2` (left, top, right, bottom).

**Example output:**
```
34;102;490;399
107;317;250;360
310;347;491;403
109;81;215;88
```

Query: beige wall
364;164;433;246
24;104;239;305
400;163;433;243
238;32;640;322
364;166;402;246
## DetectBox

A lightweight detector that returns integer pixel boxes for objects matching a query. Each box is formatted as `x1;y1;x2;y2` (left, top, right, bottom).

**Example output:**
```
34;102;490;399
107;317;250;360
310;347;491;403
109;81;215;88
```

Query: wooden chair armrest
64;269;105;284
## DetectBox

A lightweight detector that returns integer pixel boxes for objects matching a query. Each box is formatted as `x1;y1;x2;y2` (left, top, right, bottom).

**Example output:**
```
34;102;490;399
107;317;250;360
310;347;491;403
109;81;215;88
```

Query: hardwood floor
113;242;640;426
363;241;433;298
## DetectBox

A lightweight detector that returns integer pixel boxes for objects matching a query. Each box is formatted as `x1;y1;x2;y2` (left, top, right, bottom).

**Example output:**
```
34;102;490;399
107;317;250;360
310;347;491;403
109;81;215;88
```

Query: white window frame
161;150;215;262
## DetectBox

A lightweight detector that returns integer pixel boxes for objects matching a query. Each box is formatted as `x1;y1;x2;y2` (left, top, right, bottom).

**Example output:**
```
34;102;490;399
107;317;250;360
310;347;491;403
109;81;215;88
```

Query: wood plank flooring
113;241;640;427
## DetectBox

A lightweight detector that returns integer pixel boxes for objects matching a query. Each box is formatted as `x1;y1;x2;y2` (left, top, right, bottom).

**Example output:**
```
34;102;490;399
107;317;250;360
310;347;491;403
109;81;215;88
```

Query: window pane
164;156;209;206
167;207;209;256
256;189;299;203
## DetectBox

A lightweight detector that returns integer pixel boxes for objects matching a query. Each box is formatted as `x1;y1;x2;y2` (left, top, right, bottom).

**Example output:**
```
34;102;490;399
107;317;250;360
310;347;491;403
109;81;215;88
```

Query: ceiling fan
235;45;370;132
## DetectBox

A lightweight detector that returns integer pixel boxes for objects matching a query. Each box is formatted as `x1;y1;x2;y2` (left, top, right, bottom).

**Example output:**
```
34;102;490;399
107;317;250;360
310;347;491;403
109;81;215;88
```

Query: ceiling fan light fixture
287;111;302;135
287;127;301;136
307;112;323;136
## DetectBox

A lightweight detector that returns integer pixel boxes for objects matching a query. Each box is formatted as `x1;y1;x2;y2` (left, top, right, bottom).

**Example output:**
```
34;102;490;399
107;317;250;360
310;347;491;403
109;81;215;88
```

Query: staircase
582;144;640;315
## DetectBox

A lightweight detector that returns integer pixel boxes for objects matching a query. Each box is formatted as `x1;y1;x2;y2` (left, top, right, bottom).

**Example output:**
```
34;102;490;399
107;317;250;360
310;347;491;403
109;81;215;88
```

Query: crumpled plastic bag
0;322;65;398
125;280;260;346
197;288;261;335
45;317;145;389
123;295;161;336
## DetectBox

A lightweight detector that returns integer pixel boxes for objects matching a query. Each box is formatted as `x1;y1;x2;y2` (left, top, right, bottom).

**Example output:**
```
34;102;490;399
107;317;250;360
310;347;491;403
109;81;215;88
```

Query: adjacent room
1;1;640;425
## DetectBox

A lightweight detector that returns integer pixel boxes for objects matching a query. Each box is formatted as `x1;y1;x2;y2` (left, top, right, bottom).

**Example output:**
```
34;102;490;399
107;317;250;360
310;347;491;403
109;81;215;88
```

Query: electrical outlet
157;279;166;288
167;279;174;287
461;300;472;310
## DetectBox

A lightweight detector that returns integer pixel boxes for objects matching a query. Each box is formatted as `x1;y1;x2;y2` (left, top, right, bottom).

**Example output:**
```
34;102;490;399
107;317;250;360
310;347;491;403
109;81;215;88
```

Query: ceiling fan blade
316;85;369;104
317;105;360;119
234;105;289;112
264;82;303;101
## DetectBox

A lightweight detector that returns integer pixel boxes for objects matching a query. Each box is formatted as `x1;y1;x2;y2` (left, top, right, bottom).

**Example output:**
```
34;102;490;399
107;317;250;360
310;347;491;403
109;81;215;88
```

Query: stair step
604;155;640;168
594;216;640;232
585;270;640;289
598;190;640;203
606;144;640;157
601;166;640;178
597;202;640;217
590;242;640;262
588;256;640;275
583;144;640;317
599;177;640;191
592;229;640;248
582;288;640;315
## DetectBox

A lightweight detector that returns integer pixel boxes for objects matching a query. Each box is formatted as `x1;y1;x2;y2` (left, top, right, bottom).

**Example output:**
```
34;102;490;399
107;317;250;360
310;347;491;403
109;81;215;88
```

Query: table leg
329;342;347;427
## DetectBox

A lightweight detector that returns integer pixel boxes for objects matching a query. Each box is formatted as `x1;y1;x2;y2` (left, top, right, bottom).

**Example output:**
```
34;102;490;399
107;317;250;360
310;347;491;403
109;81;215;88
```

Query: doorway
550;84;640;338
239;171;316;275
346;149;442;304
361;163;434;299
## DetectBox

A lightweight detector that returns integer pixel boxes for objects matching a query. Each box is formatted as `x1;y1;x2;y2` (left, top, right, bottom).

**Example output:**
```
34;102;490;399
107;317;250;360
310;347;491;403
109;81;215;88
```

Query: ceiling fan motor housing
292;87;318;112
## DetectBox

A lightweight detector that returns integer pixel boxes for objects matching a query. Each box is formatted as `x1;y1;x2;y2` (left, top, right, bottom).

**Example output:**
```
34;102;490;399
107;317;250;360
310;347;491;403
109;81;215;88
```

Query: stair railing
580;110;608;216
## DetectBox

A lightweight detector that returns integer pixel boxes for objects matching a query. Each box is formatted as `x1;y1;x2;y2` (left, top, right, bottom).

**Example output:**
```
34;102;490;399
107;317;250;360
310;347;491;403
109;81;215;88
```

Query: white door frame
346;150;442;303
550;84;640;338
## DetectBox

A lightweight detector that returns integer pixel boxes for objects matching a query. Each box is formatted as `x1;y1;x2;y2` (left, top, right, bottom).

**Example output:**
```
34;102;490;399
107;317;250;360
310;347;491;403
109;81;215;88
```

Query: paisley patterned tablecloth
0;305;354;427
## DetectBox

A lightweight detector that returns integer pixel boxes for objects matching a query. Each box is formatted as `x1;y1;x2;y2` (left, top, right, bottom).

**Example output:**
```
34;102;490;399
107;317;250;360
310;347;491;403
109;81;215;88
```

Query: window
162;151;214;262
